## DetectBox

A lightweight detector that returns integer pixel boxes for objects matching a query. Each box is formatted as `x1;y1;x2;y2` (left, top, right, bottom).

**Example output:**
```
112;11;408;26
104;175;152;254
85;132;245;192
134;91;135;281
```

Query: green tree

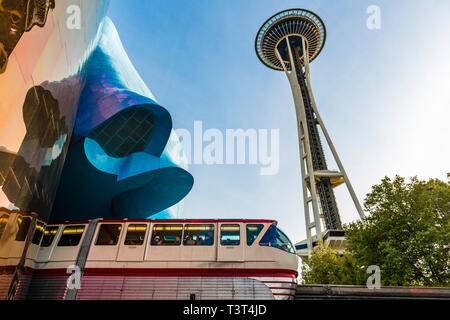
302;176;450;287
301;242;365;285
345;176;450;286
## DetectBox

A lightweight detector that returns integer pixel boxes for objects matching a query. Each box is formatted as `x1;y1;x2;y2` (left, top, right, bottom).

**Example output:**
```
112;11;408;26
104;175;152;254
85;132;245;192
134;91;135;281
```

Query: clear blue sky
108;0;450;243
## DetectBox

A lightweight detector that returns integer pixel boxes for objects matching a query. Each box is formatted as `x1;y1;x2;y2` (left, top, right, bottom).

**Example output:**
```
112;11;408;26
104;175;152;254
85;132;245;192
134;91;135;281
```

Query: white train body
0;212;299;300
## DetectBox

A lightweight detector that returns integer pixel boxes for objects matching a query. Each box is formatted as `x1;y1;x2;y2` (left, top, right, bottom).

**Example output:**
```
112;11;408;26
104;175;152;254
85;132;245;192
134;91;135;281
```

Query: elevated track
296;285;450;300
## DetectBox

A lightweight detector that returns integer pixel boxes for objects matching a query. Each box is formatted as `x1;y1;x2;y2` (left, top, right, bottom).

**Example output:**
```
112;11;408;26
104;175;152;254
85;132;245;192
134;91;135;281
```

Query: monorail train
0;211;299;300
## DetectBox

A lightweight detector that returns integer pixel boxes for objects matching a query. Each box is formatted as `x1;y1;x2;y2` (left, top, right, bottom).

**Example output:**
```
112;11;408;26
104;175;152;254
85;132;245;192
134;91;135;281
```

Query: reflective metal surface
0;1;192;223
51;18;193;221
0;0;110;222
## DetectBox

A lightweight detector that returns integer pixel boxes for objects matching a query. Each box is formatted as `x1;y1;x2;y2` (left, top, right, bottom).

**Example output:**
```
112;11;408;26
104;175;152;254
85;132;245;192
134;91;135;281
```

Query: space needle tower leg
276;41;323;254
255;9;365;256
303;57;366;220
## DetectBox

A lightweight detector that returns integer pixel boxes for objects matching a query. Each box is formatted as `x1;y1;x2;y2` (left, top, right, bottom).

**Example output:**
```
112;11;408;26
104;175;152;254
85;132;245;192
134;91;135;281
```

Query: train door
26;221;46;262
50;224;88;262
36;225;61;263
180;223;217;261
217;223;244;262
87;223;124;261
145;223;183;261
117;222;148;261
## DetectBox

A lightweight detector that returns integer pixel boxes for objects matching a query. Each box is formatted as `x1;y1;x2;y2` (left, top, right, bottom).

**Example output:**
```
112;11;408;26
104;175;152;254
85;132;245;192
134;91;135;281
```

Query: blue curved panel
50;18;193;221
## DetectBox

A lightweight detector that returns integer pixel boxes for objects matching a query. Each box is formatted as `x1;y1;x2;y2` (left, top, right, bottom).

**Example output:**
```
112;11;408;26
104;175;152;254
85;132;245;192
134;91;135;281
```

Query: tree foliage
302;176;450;287
301;242;365;285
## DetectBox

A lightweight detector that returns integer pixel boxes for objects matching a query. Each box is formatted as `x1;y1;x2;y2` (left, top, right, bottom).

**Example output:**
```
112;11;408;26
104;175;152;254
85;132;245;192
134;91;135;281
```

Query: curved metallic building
51;18;193;221
0;0;193;224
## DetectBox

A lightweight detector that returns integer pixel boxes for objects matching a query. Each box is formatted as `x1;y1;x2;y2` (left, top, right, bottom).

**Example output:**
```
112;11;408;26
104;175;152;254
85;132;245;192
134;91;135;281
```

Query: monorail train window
0;214;9;239
259;224;296;254
246;224;264;245
41;226;59;247
124;224;147;245
220;224;240;246
151;224;182;246
32;222;45;245
57;226;85;247
95;224;122;246
15;216;31;241
183;224;215;246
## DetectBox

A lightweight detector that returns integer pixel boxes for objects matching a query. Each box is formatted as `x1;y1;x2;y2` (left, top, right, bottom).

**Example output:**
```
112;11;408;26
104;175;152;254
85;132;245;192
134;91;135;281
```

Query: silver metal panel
25;275;68;300
75;276;275;300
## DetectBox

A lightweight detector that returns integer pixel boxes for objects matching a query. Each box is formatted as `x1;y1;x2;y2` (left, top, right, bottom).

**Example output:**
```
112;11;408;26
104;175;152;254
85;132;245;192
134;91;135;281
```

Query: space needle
255;9;366;255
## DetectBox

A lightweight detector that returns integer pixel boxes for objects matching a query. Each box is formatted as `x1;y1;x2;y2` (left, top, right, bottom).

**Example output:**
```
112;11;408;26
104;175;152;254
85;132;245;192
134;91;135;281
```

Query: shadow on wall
0;83;78;218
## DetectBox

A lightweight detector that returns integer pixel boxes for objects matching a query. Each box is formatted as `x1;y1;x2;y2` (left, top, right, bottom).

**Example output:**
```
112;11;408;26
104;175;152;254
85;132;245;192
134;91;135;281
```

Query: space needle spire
255;9;365;255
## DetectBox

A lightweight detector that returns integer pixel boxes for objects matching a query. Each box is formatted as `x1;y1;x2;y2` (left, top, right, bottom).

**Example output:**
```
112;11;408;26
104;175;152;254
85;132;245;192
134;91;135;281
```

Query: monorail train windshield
259;224;296;254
